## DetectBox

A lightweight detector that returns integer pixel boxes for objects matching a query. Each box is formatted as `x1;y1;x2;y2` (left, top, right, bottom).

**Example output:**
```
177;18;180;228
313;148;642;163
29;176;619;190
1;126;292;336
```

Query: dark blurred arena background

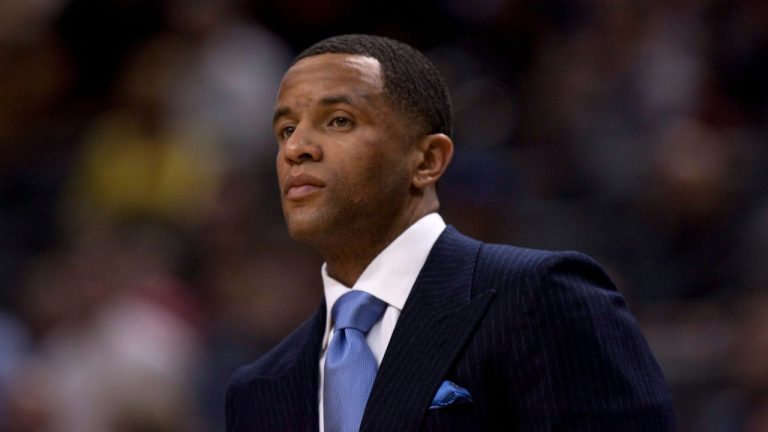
1;0;767;430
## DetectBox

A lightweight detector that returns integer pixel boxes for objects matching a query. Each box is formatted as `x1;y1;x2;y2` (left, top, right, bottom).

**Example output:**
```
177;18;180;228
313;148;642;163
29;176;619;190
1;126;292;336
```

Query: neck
321;199;437;287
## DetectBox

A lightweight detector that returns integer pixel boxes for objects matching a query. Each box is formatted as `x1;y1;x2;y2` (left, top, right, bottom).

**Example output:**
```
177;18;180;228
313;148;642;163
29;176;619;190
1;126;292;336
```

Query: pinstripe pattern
226;227;676;431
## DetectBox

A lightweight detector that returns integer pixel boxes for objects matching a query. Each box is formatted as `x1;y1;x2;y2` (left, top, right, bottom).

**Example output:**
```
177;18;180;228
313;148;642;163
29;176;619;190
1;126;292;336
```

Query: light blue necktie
324;290;386;432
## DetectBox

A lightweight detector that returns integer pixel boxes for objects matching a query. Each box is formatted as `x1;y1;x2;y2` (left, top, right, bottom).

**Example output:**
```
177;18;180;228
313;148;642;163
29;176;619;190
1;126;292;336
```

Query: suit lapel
260;304;325;431
294;306;325;430
360;227;496;431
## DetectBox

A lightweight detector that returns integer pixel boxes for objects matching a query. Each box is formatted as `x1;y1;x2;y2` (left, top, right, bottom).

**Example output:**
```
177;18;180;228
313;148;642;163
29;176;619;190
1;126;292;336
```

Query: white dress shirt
318;213;447;431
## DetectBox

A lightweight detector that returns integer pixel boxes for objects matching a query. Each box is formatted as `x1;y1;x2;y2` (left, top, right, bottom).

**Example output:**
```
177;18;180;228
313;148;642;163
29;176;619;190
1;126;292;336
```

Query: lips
283;173;325;199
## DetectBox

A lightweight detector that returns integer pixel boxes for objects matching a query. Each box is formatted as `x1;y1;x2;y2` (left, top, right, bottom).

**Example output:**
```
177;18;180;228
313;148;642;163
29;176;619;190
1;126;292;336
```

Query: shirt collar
321;213;447;339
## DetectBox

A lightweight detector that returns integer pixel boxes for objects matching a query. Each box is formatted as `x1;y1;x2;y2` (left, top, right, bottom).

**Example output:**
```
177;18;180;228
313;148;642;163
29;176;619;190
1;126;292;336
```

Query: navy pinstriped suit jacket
226;227;676;431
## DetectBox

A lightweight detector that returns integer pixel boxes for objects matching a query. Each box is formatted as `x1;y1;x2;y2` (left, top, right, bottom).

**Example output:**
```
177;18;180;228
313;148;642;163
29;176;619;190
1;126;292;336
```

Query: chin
284;213;329;245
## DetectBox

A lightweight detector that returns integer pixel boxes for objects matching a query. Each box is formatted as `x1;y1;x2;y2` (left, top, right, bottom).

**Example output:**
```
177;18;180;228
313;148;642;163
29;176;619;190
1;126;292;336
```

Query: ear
412;133;454;190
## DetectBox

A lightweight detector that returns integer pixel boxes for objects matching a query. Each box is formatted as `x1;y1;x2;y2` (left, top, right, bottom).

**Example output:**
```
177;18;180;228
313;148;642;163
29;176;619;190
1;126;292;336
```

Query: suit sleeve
511;252;676;431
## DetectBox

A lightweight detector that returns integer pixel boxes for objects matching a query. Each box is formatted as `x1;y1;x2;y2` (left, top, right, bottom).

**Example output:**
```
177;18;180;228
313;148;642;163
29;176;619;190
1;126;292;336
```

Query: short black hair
295;34;452;137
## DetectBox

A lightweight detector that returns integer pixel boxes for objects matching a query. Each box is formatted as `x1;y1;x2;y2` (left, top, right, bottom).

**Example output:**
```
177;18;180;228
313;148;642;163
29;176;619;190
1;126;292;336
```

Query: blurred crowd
0;0;766;431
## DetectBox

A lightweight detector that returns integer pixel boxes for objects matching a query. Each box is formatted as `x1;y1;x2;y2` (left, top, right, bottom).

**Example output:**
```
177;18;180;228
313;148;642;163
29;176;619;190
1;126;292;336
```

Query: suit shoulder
473;241;618;303
226;309;323;431
228;308;321;387
441;226;588;274
477;242;605;279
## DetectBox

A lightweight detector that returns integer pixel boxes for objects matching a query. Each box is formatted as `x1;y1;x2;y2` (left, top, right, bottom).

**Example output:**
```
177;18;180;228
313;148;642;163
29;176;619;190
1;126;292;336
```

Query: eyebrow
272;107;291;126
273;94;363;127
319;94;354;106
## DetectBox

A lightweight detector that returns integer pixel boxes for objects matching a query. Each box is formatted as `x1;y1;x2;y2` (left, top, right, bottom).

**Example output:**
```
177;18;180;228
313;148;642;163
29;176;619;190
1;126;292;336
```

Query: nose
282;126;322;165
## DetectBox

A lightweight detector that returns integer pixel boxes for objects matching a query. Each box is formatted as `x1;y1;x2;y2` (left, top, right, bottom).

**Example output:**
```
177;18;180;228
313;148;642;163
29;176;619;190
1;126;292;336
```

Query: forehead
277;54;385;104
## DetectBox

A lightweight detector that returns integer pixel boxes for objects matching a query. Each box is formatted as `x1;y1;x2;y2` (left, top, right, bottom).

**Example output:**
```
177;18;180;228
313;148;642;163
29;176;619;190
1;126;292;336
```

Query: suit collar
360;226;497;431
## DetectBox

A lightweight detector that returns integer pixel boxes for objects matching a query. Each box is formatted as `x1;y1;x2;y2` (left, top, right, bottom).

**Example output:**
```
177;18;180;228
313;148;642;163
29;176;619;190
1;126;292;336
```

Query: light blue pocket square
429;380;472;409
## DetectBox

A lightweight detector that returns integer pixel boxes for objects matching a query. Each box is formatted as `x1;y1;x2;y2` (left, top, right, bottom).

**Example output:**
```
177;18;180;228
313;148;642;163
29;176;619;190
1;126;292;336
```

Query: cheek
355;147;410;195
275;149;287;177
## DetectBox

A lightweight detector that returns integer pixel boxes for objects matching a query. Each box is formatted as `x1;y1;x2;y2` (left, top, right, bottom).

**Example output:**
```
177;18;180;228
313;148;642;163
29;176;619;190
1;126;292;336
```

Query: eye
278;125;295;140
328;116;353;129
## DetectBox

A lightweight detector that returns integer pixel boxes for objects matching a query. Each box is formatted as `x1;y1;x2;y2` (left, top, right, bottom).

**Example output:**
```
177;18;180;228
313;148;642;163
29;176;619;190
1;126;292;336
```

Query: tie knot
331;291;386;334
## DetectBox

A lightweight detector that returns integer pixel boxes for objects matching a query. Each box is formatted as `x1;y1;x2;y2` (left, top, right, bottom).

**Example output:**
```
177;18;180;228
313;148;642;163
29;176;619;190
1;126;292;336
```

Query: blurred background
0;0;766;430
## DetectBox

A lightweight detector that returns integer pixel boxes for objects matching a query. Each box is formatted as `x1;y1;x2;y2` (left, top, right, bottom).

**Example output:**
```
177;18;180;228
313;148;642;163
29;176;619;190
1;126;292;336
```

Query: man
226;34;676;431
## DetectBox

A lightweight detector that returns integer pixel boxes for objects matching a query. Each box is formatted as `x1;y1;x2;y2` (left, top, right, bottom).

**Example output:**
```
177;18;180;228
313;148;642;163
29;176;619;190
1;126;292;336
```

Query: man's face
273;53;417;247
